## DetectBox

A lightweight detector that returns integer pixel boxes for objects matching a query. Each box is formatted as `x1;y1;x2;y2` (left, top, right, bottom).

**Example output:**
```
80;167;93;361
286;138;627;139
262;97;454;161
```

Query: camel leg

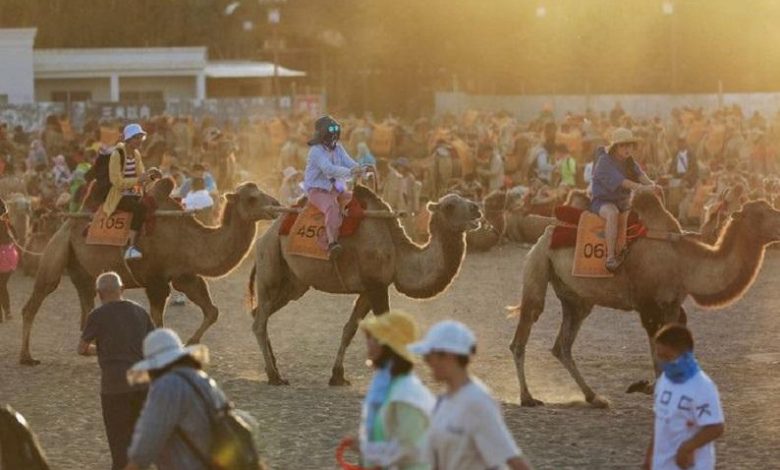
20;225;71;365
145;279;171;328
551;299;606;407
0;272;10;322
628;304;686;395
508;234;551;406
329;294;373;386
171;275;217;345
67;260;96;331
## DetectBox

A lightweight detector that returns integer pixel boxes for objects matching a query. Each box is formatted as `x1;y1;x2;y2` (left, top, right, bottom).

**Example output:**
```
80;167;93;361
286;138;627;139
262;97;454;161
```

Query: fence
0;94;325;132
435;91;780;121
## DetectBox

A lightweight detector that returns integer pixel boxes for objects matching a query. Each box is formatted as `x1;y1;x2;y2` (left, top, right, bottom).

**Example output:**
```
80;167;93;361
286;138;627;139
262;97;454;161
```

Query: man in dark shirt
79;271;154;470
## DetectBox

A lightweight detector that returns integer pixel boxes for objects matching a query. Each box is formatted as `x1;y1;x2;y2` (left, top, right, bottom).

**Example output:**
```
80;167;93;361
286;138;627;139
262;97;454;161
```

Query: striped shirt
123;154;138;195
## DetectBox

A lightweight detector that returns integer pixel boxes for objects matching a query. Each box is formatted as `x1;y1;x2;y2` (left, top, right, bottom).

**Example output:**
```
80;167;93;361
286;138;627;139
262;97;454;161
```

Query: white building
0;29;37;104
0;28;305;105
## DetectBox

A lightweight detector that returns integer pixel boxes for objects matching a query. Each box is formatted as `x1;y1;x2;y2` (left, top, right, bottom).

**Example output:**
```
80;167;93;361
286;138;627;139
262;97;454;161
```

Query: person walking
78;272;155;470
410;320;531;470
124;328;254;470
644;324;724;470
346;310;435;470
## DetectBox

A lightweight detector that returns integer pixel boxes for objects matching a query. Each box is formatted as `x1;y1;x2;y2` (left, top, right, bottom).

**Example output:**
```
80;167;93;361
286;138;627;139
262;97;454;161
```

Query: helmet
308;115;341;150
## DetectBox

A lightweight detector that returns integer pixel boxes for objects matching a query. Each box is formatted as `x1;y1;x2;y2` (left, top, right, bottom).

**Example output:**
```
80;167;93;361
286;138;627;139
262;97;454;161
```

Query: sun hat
282;166;299;179
359;310;420;363
409;320;476;356
606;127;641;153
126;328;209;385
123;123;147;142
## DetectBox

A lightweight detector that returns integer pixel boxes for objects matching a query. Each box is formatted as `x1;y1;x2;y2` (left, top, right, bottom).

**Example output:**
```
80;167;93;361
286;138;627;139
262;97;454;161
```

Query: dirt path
1;243;779;469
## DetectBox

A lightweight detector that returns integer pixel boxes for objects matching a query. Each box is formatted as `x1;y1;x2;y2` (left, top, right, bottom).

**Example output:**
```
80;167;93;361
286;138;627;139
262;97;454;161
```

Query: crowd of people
0;102;760;469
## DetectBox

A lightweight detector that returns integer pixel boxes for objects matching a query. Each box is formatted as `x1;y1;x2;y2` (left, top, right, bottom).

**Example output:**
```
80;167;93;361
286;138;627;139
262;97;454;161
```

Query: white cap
408;320;476;356
123;123;147;141
126;328;209;385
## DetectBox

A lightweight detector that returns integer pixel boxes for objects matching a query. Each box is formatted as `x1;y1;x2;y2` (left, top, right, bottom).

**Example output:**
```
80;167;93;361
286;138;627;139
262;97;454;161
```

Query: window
51;91;92;102
120;91;163;102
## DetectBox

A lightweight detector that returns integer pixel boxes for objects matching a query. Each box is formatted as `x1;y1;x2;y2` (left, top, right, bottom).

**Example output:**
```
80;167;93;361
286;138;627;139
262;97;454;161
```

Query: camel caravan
3;103;780;413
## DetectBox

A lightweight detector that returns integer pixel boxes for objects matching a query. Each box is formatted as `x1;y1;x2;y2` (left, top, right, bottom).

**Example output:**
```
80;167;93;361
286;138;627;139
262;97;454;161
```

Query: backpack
174;371;261;470
88;146;125;204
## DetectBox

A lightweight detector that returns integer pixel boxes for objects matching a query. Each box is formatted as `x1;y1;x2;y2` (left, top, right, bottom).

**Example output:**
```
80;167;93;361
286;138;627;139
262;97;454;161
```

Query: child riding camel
97;124;153;260
303;116;363;258
591;128;660;272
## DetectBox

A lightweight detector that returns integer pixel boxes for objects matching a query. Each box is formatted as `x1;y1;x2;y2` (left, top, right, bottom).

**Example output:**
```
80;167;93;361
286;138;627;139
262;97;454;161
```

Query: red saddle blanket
550;205;645;250
279;197;366;237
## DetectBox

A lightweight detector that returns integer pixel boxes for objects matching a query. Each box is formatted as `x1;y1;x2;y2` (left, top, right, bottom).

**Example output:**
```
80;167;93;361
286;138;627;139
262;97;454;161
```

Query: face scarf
363;361;393;442
662;351;700;384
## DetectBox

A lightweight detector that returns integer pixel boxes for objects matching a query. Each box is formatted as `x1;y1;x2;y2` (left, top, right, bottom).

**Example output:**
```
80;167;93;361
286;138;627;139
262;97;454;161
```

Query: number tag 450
296;224;326;239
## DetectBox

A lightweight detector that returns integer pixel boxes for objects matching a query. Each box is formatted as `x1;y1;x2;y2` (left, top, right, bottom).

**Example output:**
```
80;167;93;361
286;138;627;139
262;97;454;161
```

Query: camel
504;189;591;244
507;191;780;407
19;180;280;365
248;186;481;385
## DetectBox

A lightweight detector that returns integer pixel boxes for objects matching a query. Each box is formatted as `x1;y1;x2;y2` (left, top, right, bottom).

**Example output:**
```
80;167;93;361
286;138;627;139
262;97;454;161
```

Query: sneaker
124;246;143;260
171;293;187;306
328;242;343;259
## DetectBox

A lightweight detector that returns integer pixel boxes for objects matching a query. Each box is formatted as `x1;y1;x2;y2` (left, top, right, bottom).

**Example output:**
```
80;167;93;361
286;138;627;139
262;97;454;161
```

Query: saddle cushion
279;197;366;237
550;206;644;250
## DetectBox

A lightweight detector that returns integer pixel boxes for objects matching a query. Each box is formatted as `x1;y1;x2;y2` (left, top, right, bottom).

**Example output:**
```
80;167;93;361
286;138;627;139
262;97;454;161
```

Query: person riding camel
303;115;363;258
591;127;660;272
99;123;152;260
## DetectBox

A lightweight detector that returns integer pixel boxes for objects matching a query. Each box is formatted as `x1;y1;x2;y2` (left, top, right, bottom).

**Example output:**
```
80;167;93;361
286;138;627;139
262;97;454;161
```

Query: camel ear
427;202;439;213
225;192;237;203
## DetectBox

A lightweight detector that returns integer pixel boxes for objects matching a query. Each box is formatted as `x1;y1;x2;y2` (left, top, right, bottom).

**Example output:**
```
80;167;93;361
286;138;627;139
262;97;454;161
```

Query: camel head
223;182;280;223
730;200;780;244
427;193;481;233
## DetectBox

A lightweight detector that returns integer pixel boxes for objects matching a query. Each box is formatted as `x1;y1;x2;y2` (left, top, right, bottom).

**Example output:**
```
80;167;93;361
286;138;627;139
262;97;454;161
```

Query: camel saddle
279;196;365;260
85;197;160;247
550;206;647;278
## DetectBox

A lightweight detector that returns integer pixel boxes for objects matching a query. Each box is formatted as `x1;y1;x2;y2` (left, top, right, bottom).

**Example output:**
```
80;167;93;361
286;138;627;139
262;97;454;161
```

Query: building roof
34;47;208;79
204;61;306;79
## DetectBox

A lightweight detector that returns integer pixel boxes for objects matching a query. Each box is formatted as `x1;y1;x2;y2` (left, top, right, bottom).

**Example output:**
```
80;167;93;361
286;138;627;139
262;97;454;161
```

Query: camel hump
352;184;389;210
631;190;682;233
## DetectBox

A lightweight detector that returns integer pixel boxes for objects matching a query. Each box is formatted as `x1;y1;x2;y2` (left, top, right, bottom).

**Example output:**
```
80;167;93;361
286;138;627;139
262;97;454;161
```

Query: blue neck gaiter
662;351;700;384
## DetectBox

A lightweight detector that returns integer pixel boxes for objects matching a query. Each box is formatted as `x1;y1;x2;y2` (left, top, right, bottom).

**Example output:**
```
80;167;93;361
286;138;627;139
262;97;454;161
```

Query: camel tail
247;264;257;313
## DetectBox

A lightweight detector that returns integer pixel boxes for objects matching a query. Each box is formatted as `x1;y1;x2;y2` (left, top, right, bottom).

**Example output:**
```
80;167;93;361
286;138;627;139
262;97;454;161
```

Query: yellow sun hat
359;310;420;363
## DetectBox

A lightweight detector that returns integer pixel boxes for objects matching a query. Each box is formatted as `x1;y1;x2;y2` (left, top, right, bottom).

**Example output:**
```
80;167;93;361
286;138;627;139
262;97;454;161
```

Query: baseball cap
409;320;476;356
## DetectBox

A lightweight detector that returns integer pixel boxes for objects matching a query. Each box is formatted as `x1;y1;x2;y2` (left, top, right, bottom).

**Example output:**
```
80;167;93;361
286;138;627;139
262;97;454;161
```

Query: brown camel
248;186;481;385
504;189;590;244
19;180;279;365
507;192;780;407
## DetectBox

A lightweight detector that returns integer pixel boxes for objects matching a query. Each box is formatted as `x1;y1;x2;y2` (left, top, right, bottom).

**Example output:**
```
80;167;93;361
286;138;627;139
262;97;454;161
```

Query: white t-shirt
183;189;214;211
653;371;724;470
426;378;520;470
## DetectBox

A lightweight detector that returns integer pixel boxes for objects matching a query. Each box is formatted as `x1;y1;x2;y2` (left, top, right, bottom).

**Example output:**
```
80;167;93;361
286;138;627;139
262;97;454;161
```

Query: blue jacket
591;147;644;207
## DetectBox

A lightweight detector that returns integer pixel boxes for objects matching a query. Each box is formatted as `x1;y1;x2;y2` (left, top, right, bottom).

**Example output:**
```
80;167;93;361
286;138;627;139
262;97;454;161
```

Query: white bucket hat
127;328;209;385
123;123;147;141
409;320;476;356
282;166;299;179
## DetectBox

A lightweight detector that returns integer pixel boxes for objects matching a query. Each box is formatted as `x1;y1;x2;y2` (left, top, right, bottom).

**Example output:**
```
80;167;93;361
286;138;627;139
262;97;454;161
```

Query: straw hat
606;127;641;153
359;310;420;363
127;328;209;385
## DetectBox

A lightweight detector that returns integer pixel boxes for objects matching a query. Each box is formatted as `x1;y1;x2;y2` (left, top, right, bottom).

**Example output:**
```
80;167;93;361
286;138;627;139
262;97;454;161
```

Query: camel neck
681;220;766;307
393;217;466;299
190;205;257;278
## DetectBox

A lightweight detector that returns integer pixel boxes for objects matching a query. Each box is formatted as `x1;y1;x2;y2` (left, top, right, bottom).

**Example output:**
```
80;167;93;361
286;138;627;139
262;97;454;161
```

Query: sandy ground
1;242;779;469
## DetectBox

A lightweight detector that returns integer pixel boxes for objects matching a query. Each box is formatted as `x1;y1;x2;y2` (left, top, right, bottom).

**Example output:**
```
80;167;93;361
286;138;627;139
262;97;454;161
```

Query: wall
119;76;197;101
35;77;112;102
435;92;780;120
0;29;36;104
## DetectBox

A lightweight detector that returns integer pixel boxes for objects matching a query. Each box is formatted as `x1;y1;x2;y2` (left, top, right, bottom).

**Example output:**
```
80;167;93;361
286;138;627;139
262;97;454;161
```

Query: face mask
661;350;700;384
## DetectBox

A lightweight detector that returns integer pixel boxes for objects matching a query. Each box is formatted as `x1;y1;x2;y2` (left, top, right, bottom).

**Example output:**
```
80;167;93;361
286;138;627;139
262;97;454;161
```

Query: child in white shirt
182;177;214;211
645;324;724;470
